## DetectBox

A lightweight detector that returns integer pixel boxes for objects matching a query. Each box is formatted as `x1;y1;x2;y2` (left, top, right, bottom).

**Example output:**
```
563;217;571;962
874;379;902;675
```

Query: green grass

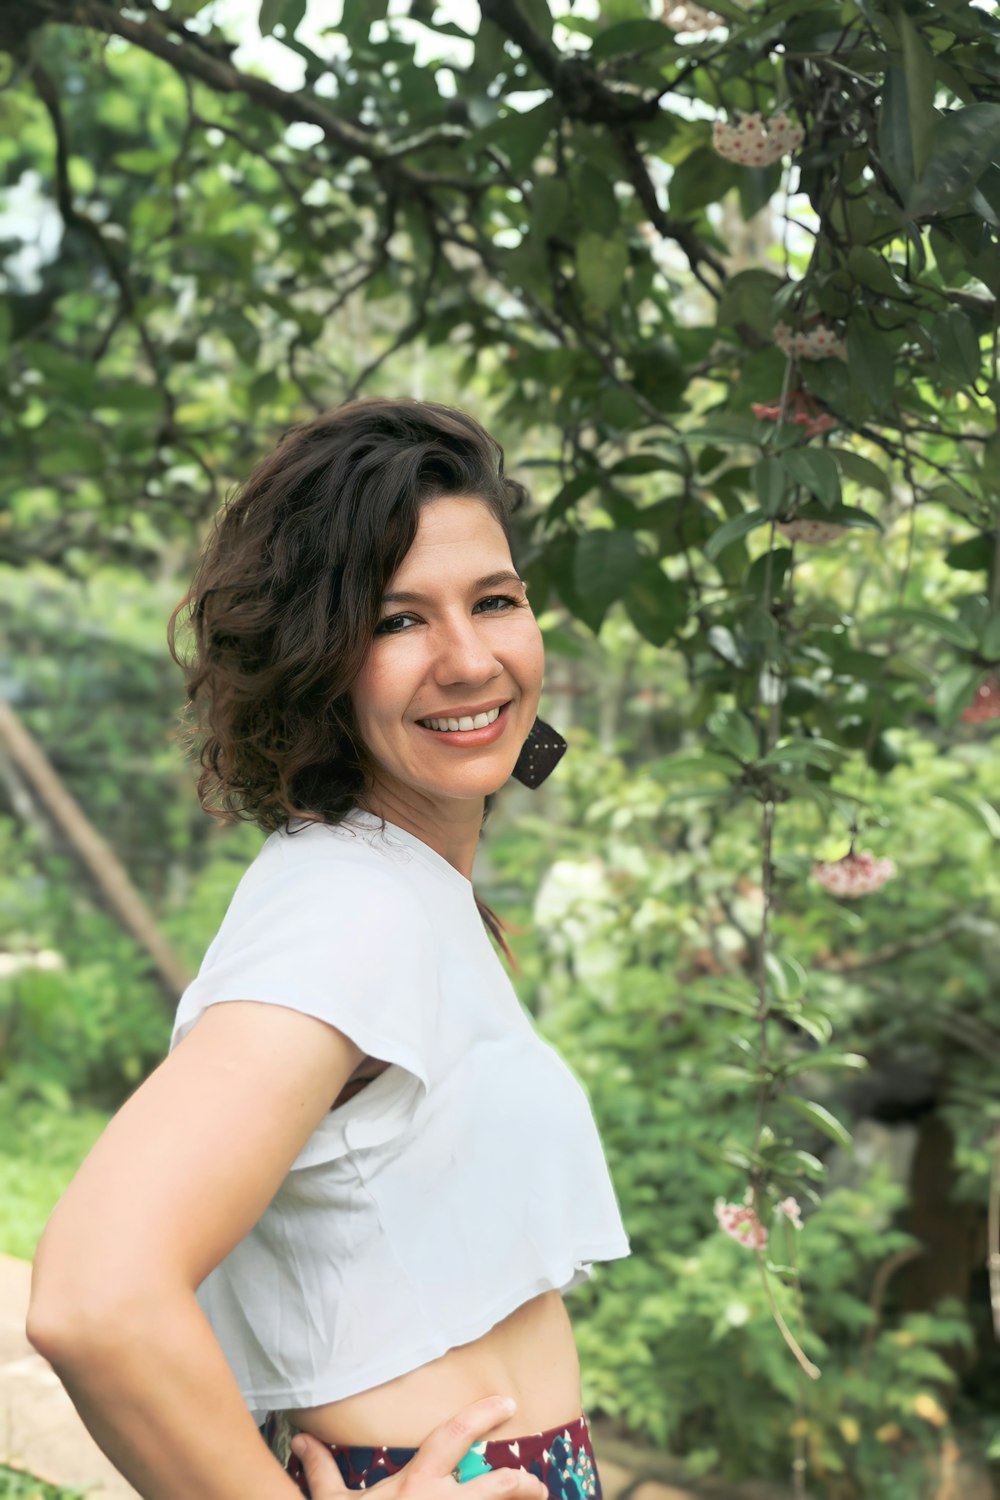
0;1464;90;1499
0;1090;110;1260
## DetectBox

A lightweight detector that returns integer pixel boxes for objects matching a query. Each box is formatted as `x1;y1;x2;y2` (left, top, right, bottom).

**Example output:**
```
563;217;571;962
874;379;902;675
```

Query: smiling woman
347;495;545;851
26;398;628;1500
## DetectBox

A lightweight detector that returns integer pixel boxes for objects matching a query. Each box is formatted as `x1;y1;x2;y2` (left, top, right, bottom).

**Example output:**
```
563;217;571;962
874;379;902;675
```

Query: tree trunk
0;699;191;1005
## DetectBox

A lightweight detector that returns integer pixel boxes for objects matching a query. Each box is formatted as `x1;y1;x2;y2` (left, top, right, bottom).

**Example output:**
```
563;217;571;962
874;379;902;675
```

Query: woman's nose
432;613;502;683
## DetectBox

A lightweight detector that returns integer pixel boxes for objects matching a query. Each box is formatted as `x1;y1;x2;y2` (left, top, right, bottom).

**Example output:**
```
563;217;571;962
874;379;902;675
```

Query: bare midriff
283;1289;583;1448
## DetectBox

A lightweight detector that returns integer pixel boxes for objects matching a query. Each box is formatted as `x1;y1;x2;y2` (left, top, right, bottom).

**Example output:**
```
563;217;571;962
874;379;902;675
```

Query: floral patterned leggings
276;1412;602;1500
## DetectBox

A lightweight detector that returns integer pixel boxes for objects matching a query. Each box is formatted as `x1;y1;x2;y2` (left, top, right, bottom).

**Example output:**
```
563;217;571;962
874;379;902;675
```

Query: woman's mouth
415;701;512;744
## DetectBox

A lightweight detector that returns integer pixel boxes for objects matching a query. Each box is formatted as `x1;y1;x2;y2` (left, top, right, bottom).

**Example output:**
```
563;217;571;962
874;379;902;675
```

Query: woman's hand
292;1395;550;1500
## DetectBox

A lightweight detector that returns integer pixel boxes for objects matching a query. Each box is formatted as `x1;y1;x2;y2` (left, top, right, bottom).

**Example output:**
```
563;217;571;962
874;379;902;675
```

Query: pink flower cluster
752;390;837;437
712;111;804;167
961;674;1000;724
812;850;897;896
774;321;847;362
776;519;850;545
777;1197;804;1230
715;1196;768;1249
714;1194;804;1250
662;0;723;30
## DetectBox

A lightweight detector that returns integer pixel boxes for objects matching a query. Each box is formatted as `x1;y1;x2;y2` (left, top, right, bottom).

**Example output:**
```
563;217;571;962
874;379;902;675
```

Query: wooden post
0;699;191;1005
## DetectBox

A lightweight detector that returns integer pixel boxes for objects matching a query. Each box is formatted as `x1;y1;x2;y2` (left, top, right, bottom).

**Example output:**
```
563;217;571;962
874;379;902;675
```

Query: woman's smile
415;699;512;741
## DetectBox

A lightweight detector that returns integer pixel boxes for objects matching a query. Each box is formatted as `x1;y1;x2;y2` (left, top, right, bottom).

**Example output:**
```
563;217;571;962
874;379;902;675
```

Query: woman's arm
26;999;366;1500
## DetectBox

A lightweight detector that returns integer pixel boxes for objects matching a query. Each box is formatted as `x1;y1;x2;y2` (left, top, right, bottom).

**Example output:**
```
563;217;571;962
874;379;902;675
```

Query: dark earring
510;716;567;789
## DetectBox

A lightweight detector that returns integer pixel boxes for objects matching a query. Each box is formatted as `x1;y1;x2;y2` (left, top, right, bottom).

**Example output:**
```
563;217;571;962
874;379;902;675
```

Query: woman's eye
374;613;417;636
475;594;523;614
375;595;524;636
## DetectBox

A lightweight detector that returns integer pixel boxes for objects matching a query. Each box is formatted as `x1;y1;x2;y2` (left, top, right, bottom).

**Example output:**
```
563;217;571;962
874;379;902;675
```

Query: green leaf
846;246;913;300
878;65;915;199
259;0;305;36
704;508;767;562
945;535;994;572
780;448;841;509
786;1012;834;1047
623;558;687;647
259;0;284;34
831;447;890;495
114;148;169;173
716;269;784;338
763;951;807;1002
759;738;843;770
688;980;758;1018
933;788;1000;839
899;11;938;178
570;162;619;236
907;103;1000;219
589;18;676;59
781;1052;868;1077
576;230;628;312
669;147;738;215
847;317;896;412
651;752;738;780
784;1096;853;1150
752;455;787;516
707;707;758;764
531;178;571;243
930;308;982;386
784;1148;827;1179
479;100;558;175
572;528;639;631
821;504;884;533
873;606;978;649
933;663;982;724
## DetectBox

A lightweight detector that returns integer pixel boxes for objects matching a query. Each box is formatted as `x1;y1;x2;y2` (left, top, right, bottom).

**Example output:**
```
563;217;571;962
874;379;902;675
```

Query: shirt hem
239;1245;632;1410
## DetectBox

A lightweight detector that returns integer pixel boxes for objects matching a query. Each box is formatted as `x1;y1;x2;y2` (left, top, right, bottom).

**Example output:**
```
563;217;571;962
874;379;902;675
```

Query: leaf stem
756;1251;822;1380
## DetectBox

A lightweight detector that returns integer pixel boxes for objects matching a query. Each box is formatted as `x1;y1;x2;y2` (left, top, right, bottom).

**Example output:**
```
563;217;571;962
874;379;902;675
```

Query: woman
26;398;631;1500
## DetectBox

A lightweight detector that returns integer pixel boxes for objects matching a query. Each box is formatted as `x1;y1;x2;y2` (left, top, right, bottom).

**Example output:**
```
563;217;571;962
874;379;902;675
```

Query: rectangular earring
510;716;567;788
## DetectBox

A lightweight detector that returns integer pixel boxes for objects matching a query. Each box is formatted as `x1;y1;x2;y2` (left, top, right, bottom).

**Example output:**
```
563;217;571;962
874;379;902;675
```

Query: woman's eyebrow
381;570;526;605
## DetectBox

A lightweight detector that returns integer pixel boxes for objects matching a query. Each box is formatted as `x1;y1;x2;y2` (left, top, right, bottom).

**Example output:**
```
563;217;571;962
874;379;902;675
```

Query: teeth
420;705;502;732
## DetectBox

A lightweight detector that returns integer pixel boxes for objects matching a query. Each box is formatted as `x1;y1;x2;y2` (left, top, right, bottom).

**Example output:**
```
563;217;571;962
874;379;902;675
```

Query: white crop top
169;807;631;1421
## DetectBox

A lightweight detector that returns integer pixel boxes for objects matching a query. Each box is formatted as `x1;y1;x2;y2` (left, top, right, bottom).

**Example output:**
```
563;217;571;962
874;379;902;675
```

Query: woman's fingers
404;1395;520;1482
292;1398;549;1500
402;1397;548;1500
464;1467;550;1500
291;1432;349;1499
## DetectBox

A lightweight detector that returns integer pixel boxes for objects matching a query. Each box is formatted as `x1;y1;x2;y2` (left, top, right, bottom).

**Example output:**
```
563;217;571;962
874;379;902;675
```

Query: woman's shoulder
227;814;434;932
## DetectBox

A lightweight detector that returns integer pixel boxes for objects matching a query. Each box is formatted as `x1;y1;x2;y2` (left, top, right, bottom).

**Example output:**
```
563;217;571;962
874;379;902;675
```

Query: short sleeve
168;839;439;1168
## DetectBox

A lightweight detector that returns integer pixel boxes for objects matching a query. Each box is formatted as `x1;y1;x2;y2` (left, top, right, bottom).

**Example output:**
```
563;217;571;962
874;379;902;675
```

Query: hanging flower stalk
713;111;804;167
773;321;847;362
961;674;1000;723
752;390;837;437
661;0;723;31
812;849;897;896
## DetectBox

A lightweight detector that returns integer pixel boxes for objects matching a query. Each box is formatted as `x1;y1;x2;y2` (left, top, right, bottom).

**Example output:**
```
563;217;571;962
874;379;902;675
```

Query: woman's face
349;496;545;809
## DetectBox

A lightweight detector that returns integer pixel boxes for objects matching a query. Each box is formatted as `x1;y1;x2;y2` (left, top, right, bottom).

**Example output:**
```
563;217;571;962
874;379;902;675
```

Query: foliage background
3;0;1000;1495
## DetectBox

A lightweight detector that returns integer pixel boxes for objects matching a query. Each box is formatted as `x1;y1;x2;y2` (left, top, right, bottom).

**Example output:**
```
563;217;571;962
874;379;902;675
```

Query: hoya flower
662;0;723;30
812;850;897;897
714;1196;768;1250
776;519;850;545
960;674;1000;724
776;1197;803;1230
712;110;805;167
774;320;847;362
752;389;837;438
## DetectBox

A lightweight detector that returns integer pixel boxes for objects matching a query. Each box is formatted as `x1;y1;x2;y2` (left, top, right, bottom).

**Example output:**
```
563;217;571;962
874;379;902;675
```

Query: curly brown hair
167;396;532;960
